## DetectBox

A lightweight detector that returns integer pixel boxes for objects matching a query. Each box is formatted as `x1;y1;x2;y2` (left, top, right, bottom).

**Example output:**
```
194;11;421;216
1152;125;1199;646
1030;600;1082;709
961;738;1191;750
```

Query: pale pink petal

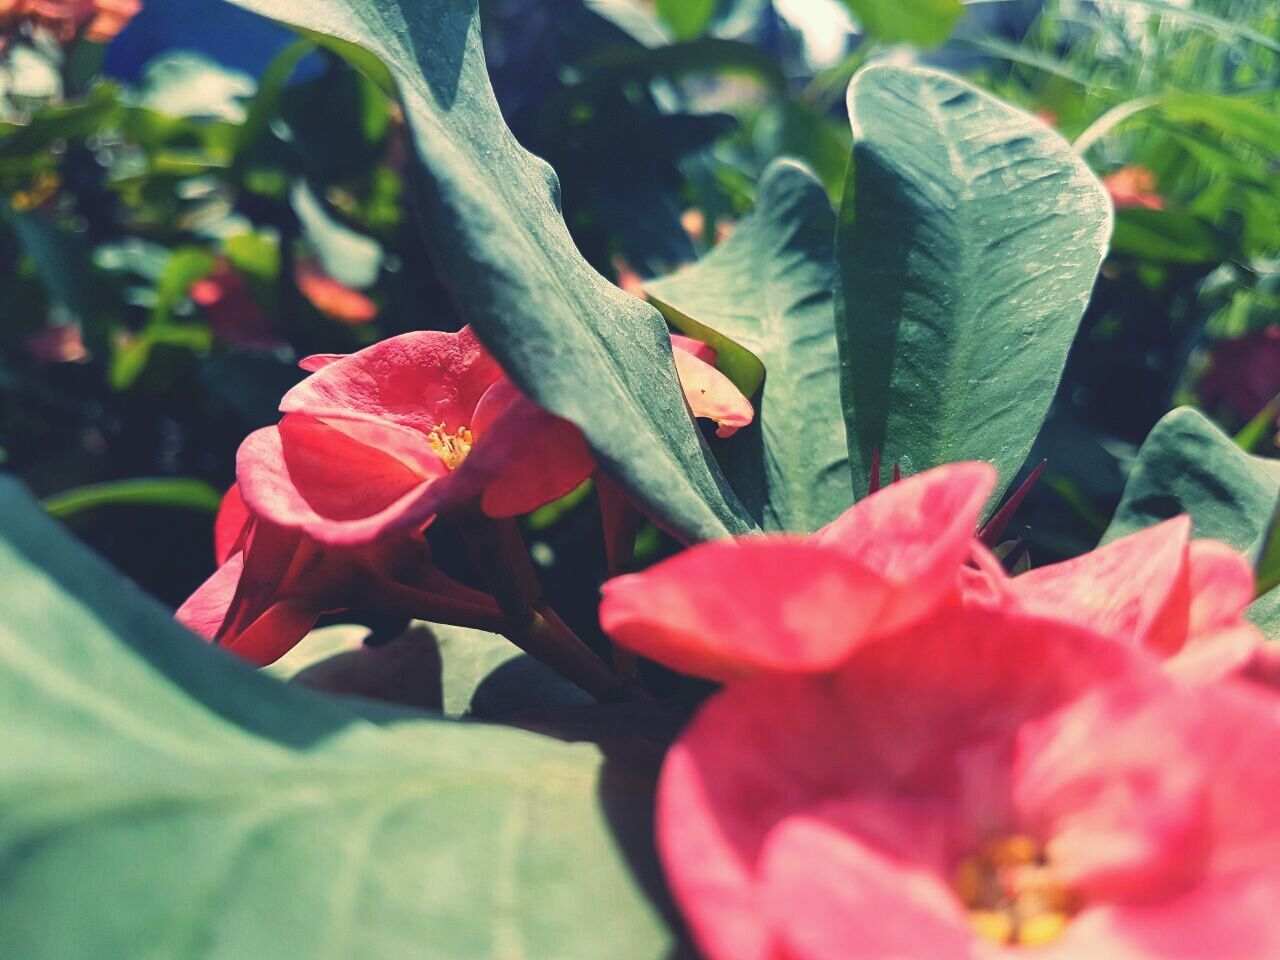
672;347;754;438
814;461;997;634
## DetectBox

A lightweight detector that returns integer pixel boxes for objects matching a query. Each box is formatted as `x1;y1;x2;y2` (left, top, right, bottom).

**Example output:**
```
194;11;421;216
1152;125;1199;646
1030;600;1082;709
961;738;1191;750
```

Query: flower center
427;423;474;470
952;834;1077;948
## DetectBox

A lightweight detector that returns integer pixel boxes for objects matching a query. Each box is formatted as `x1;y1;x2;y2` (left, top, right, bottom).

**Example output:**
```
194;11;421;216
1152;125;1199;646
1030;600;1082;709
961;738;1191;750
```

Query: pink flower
966;516;1263;682
1103;166;1165;211
177;484;501;665
295;260;378;326
654;606;1280;959
237;325;749;547
1197;326;1280;422
599;462;997;681
24;324;87;363
0;0;139;43
190;260;282;351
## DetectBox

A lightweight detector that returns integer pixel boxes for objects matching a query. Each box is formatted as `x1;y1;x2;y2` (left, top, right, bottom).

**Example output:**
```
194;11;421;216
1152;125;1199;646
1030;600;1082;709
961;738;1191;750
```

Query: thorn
978;459;1047;547
869;447;881;495
892;462;901;484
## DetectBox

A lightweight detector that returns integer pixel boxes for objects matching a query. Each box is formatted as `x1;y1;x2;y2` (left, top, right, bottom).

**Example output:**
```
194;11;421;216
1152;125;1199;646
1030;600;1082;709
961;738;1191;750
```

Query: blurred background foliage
0;0;1276;608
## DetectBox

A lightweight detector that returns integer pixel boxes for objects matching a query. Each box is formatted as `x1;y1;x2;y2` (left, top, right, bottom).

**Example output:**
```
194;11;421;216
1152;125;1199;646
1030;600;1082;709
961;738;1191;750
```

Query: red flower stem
363;580;507;634
596;474;642;680
455;513;628;702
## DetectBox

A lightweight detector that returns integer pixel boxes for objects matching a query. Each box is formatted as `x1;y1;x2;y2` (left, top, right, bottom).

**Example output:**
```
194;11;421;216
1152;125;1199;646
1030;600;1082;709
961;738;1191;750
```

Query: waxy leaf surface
227;0;752;542
835;64;1112;501
1103;407;1280;639
0;479;676;959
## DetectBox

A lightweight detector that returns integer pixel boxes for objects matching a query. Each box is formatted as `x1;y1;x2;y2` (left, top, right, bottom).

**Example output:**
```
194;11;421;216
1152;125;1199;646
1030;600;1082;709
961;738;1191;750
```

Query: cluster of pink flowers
0;0;139;44
599;464;1279;959
179;320;1280;958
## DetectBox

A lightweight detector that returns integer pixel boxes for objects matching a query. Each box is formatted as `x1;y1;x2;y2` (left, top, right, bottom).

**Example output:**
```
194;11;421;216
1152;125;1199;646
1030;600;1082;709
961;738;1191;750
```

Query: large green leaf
225;0;751;542
646;160;853;532
1104;408;1280;558
0;479;676;958
1102;408;1280;639
835;64;1112;501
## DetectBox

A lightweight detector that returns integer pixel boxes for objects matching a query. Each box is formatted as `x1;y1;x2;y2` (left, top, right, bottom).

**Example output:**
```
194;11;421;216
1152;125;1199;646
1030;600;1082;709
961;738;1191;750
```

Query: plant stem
456;512;628;702
596;474;641;680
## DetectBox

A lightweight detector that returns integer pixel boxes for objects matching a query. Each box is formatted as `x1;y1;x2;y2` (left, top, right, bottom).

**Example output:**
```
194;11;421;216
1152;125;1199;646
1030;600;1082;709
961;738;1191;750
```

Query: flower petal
760;814;972;960
600;537;894;682
236;417;448;545
176;553;244;641
279;326;502;436
460;379;597;518
213;483;249;566
656;605;1148;960
219;599;325;666
814;461;997;633
671;344;753;438
1008;517;1193;656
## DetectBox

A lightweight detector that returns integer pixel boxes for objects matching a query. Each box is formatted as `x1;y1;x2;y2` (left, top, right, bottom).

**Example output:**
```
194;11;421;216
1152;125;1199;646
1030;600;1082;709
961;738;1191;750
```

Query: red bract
190;260;282;350
0;0;139;42
657;607;1280;960
968;517;1263;682
1197;325;1280;422
1103;166;1165;211
599;462;996;681
177;484;500;665
295;260;378;326
239;325;749;546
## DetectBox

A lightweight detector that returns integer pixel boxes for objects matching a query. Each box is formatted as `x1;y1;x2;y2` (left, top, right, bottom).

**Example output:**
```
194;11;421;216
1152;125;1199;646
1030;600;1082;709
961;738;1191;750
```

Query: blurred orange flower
295;260;378;326
0;0;141;44
1103;165;1165;211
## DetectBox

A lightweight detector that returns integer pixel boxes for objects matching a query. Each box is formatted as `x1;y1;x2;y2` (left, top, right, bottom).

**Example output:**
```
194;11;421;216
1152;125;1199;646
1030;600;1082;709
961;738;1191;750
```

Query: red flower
295;260;378;326
654;608;1280;959
0;0;139;43
183;324;749;660
237;325;749;547
599;462;997;681
24;324;87;363
1197;325;1280;422
1103;165;1165;211
966;516;1263;682
177;484;501;665
190;260;282;351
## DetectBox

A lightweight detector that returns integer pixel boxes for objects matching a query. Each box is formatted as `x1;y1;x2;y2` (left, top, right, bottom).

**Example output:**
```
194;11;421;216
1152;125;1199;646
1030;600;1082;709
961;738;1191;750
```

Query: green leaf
839;0;963;47
4;208;109;354
0;478;677;958
1104;408;1280;641
1104;408;1280;561
647;160;853;531
1110;209;1223;264
41;477;222;518
226;0;752;543
655;0;715;41
1256;502;1280;598
835;64;1112;502
433;623;594;720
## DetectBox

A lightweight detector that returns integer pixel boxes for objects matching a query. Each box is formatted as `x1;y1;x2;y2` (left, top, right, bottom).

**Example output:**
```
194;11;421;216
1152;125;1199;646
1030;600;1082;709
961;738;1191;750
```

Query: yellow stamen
427;423;474;470
952;834;1077;947
1018;911;1071;946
